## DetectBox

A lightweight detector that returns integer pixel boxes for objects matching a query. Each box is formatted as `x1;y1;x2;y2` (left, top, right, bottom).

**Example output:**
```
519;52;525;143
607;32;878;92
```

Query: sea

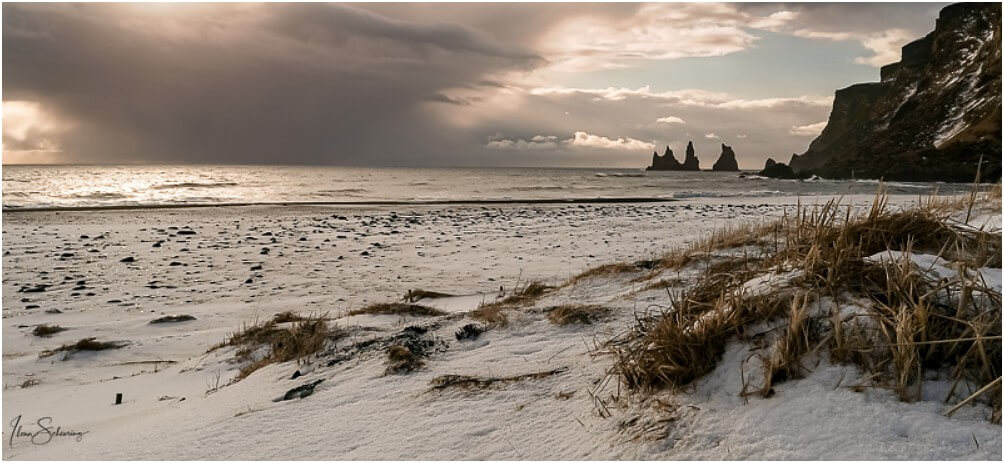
1;165;970;211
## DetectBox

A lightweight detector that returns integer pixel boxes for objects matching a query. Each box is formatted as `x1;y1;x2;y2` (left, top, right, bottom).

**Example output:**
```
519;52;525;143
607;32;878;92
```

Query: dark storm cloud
1;3;547;165
2;3;946;167
266;3;543;64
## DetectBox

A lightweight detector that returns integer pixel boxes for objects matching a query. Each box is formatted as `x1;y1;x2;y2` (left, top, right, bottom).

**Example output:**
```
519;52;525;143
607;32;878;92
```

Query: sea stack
758;157;802;179
711;144;739;171
681;141;700;170
646;147;684;171
646;141;702;171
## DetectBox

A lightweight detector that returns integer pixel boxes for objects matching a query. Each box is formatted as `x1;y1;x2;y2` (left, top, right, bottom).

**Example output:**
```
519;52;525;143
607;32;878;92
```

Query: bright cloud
3;101;62;141
656;116;686;124
485;134;560;151
790;121;828;136
537;3;785;71
790;27;914;68
2;100;70;163
704;133;719;139
529;86;832;109
487;132;654;151
855;29;916;67
569;131;654;150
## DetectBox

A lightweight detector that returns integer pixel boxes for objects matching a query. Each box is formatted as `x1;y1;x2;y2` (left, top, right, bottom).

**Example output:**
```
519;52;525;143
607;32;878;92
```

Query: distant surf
2;165;972;211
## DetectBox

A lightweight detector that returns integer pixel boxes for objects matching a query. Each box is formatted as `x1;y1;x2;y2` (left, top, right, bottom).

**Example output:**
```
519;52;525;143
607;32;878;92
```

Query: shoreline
1;197;677;213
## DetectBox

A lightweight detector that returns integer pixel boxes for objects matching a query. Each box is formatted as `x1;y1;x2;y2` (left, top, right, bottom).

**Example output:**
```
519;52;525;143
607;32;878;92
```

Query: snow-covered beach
3;192;1000;460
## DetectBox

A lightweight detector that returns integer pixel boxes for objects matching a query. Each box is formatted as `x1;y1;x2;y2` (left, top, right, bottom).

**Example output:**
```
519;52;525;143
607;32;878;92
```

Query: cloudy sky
3;2;946;168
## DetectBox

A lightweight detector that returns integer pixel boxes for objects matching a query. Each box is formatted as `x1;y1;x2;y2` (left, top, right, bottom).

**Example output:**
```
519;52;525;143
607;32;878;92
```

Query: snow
3;194;1000;459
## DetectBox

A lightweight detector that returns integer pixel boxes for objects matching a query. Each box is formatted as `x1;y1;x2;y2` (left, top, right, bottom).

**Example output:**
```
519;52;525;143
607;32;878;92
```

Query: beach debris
454;323;483;341
19;284;49;293
32;324;67;337
429;367;568;391
404;289;454;302
150;314;197;324
40;338;125;358
275;379;324;401
115;393;123;405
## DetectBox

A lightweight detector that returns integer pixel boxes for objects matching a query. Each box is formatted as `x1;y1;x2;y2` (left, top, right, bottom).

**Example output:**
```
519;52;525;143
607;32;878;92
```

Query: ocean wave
595;172;646;178
852;179;930;189
673;190;783;199
71;191;131;199
501;185;566;191
151;181;239;190
316;188;369;197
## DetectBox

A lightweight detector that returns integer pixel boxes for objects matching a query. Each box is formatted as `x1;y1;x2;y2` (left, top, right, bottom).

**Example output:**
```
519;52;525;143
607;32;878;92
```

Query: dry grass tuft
40;338;124;358
33;324;67;337
347;303;447;317
469;303;510;327
429;367;568;391
272;311;307;323
652;222;775;272
468;280;556;328
609;187;1002;420
211;312;342;381
385;344;425;374
547;305;611;326
570;263;639;282
640;278;685;292
500;281;555;304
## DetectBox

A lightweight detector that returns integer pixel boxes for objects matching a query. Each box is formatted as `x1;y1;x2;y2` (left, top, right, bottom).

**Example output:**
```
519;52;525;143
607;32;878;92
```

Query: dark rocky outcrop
712;144;739;171
646;147;684;171
790;3;1001;182
758;158;807;179
682;141;700;170
646;142;702;171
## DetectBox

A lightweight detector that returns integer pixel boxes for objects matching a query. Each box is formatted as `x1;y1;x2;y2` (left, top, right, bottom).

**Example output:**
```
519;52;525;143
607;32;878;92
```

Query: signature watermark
8;415;88;447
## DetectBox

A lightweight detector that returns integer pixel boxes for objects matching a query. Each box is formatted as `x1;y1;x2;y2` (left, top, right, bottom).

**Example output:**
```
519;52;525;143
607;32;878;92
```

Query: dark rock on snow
275;379;324;401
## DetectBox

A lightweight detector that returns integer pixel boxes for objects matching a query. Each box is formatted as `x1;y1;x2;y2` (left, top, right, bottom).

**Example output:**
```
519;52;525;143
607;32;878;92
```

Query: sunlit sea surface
2;165;968;210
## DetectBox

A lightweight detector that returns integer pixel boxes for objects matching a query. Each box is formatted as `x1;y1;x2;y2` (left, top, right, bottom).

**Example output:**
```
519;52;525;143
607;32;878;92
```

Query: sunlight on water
2;165;960;210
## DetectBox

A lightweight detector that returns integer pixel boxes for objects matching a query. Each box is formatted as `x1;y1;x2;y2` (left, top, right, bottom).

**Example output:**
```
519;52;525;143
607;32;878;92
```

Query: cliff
790;2;1001;182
